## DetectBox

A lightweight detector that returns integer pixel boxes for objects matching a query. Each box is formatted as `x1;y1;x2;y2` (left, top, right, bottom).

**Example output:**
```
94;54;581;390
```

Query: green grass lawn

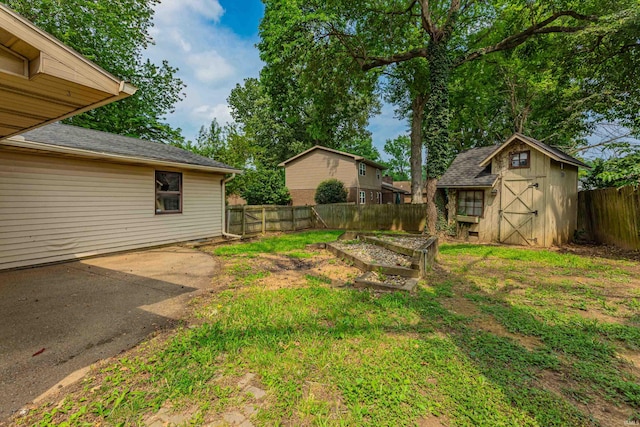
17;233;640;426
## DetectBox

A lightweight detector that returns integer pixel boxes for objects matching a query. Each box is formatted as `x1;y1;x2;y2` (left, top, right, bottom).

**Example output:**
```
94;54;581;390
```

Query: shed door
500;178;543;245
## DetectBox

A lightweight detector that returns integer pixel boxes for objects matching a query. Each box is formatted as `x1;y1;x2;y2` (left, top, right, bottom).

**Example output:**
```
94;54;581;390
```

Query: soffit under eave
0;4;136;139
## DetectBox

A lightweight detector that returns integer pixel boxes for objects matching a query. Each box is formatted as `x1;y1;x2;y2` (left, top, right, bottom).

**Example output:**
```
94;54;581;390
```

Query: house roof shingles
18;123;239;172
437;145;499;188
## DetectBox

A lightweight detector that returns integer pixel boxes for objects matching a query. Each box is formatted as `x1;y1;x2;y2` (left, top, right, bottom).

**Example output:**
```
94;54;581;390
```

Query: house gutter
221;173;242;239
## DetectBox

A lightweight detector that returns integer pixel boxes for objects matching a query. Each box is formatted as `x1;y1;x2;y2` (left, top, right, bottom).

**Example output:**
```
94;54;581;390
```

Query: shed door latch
529;182;539;188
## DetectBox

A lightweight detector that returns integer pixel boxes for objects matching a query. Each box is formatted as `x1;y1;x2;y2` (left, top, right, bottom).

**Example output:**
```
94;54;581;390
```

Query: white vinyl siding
0;150;223;270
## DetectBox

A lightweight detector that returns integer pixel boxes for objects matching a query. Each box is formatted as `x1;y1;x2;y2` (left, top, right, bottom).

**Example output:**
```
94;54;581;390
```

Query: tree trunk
410;94;426;204
425;178;438;234
424;41;453;234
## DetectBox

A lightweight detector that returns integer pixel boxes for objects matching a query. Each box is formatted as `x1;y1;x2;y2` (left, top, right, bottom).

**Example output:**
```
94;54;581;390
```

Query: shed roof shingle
437;145;499;188
18;123;239;172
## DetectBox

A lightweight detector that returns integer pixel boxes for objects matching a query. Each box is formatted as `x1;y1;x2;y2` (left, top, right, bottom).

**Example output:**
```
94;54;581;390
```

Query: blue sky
143;0;407;159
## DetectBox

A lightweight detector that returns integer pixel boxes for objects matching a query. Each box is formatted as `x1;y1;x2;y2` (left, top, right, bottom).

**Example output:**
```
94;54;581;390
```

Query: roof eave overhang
436;184;496;189
2;137;242;174
0;84;137;140
0;4;137;138
479;134;588;169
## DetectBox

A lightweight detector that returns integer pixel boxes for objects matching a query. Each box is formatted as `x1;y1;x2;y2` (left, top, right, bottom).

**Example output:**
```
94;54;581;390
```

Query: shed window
155;171;182;214
359;162;366;176
457;190;484;217
509;150;530;169
359;191;366;204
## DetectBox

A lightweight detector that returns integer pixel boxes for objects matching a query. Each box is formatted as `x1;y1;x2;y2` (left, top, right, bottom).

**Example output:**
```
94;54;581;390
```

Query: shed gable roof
7;123;240;173
0;4;136;139
479;133;589;169
437;145;500;188
278;145;386;169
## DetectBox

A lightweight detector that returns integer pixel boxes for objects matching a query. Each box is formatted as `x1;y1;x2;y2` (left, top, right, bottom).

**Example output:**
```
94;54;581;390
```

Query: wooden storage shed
0;123;240;270
437;133;589;246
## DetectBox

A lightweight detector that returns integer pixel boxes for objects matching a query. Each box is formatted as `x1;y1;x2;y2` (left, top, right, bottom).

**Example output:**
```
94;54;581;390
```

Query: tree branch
454;10;597;67
420;0;435;36
365;0;419;16
359;47;430;71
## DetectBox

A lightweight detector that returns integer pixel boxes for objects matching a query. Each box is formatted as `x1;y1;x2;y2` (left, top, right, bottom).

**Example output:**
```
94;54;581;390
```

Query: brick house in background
279;146;389;206
382;176;410;204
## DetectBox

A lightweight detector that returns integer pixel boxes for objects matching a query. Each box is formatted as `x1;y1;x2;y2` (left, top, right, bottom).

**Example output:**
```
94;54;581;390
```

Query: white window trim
359;162;366;176
359;190;366;204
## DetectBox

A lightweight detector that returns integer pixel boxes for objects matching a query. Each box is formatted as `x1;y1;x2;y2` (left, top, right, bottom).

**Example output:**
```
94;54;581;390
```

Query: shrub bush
315;179;348;204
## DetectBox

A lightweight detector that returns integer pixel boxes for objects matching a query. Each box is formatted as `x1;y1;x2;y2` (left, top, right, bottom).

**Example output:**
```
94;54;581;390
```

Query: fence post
262;206;266;234
291;206;296;231
241;205;246;237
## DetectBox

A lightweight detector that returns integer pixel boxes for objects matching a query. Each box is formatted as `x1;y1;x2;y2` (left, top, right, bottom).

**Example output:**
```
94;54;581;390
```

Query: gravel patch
376;235;431;250
368;273;412;287
332;241;413;267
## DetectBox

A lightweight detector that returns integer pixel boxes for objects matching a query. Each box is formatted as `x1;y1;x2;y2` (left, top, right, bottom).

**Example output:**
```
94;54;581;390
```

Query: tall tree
260;0;633;232
383;135;412;181
7;0;185;143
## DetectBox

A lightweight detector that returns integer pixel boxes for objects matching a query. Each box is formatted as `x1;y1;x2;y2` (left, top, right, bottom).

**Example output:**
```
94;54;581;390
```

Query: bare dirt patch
537;369;635;427
440;295;542;351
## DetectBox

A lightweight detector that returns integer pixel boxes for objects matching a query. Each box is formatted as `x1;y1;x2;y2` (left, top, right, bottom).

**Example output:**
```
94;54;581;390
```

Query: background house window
509;150;530;169
376;169;381;180
359;162;366;176
457;190;484;217
155;171;182;214
377;192;382;204
359;191;366;204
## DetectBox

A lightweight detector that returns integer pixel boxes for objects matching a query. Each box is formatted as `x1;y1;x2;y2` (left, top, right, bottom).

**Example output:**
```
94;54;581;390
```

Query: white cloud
192;103;233;125
154;0;225;24
187;51;235;83
143;0;262;142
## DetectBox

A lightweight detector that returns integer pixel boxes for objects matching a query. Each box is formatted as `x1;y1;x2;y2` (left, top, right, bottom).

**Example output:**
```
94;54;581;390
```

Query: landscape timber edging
353;272;418;292
325;242;420;278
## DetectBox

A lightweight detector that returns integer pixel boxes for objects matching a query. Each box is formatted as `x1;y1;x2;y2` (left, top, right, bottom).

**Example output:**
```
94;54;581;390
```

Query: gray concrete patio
0;246;219;421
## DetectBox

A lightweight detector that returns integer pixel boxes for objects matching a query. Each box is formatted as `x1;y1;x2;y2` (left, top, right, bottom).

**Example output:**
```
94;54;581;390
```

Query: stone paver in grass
145;373;266;426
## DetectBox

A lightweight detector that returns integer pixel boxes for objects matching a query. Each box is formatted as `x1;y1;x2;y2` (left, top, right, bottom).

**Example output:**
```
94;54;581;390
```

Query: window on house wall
377;192;382;204
359;191;366;204
457;190;484;217
370;191;373;201
376;169;381;180
155;171;182;214
509;150;530;169
359;162;366;176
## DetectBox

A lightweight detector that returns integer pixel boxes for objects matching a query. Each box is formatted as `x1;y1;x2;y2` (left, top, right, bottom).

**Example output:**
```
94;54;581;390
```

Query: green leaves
314;179;348;204
7;0;185;144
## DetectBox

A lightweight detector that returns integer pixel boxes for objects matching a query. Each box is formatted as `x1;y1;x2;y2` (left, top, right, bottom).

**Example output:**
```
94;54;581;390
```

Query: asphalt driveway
0;246;219;421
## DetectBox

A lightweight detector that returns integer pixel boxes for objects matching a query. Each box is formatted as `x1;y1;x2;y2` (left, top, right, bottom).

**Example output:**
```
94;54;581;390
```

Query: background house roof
437;145;500;188
0;4;135;139
13;123;240;172
382;182;410;194
278;145;386;169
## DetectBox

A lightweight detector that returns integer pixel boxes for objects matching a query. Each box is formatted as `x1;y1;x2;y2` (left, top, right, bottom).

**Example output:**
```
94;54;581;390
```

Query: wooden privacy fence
578;186;640;250
226;205;312;236
314;203;427;232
